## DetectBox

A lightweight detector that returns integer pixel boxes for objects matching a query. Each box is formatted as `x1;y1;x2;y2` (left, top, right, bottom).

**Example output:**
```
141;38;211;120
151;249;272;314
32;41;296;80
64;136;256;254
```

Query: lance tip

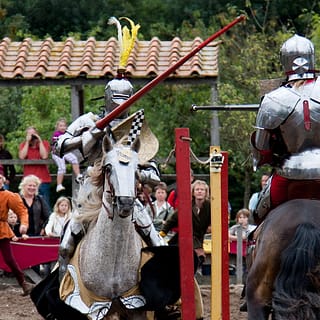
190;104;198;112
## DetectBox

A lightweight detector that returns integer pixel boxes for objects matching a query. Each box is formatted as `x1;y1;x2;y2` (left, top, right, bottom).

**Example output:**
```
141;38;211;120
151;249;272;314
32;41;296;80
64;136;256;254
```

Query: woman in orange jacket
0;174;34;295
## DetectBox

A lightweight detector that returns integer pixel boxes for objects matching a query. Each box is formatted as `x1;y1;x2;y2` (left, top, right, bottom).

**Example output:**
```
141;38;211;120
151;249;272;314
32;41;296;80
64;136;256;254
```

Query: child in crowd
44;196;72;275
146;182;174;232
7;210;29;241
45;196;72;237
51;118;83;192
229;208;256;242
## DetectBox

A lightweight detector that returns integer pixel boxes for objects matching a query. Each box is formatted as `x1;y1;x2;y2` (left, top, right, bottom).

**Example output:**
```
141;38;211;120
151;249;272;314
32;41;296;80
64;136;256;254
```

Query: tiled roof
0;36;219;80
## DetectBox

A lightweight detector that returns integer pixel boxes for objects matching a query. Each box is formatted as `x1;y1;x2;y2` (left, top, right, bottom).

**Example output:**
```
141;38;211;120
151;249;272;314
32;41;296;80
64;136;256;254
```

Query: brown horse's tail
273;223;320;320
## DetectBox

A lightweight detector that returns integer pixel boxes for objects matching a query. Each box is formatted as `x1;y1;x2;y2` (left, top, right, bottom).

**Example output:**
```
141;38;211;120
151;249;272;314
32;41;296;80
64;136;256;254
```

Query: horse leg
246;275;272;319
105;298;147;320
59;219;84;281
246;248;279;320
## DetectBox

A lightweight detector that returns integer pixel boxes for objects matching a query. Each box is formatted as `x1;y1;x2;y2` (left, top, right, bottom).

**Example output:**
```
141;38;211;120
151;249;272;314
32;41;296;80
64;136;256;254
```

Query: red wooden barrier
0;237;59;272
229;240;247;257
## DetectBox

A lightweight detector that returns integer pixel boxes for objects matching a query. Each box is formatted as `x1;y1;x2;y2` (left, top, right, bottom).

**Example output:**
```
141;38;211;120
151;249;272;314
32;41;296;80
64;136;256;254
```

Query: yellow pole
210;146;222;319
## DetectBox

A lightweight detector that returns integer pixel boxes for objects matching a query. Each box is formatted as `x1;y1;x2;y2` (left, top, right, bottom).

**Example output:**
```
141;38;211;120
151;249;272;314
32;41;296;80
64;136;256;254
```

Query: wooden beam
0;77;217;88
175;128;196;320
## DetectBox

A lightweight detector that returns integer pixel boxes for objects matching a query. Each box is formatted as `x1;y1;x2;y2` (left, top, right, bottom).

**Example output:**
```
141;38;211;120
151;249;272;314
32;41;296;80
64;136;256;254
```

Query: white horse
59;135;147;319
31;134;183;320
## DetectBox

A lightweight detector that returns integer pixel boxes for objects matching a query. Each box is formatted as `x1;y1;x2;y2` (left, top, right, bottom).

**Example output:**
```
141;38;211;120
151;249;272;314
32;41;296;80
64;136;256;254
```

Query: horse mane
75;159;104;226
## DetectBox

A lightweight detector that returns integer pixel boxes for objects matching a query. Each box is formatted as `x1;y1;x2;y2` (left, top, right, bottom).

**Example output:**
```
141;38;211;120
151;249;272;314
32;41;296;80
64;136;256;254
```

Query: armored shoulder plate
256;86;301;130
310;77;320;103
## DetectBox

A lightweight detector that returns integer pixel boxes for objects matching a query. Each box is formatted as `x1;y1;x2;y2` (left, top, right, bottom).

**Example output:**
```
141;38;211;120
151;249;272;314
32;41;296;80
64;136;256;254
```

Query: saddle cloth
59;240;151;320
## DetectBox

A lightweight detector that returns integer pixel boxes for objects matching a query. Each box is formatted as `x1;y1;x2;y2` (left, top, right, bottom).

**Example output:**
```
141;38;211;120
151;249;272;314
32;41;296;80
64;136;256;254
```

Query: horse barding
246;197;320;320
31;111;184;320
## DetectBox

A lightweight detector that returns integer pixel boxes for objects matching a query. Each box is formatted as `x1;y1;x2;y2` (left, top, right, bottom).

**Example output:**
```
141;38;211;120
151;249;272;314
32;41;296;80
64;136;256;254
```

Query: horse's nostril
118;196;135;207
117;197;135;218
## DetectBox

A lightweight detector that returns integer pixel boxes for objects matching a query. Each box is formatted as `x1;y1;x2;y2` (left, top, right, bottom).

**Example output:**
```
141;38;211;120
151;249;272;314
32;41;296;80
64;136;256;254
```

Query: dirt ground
0;274;247;319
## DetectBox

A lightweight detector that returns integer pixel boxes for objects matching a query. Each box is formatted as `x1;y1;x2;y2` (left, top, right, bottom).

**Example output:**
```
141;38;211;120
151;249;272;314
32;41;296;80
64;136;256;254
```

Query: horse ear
131;137;140;153
102;134;113;153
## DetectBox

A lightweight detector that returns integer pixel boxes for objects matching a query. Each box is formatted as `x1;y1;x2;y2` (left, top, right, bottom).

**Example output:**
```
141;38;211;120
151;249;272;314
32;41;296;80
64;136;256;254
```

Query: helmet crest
104;17;140;115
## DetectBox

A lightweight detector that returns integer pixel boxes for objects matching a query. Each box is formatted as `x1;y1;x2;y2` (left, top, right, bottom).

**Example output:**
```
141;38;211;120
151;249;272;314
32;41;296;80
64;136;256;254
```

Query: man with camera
19;126;52;208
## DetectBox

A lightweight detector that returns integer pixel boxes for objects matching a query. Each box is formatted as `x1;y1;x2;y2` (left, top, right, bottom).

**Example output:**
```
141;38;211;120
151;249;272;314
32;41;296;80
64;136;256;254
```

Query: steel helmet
104;76;133;117
280;34;315;81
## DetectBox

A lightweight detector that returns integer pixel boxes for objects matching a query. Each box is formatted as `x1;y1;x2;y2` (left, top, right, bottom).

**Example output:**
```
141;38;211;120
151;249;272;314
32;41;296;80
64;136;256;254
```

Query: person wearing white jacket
45;196;72;238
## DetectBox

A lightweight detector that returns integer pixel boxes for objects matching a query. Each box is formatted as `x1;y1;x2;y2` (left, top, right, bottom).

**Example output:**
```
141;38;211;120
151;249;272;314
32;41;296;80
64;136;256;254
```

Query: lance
96;14;246;130
191;104;259;112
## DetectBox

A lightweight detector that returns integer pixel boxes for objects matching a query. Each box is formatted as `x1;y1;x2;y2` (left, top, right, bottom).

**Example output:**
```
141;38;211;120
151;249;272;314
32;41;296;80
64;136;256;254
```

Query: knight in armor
251;34;320;224
54;17;164;279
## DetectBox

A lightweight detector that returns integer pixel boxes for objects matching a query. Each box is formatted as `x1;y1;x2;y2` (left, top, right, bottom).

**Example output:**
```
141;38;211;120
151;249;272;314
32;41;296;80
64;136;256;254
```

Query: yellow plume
108;16;140;71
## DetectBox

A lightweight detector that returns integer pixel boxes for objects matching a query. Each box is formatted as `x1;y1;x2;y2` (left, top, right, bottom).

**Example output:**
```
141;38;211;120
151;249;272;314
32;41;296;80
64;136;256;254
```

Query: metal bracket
210;150;224;172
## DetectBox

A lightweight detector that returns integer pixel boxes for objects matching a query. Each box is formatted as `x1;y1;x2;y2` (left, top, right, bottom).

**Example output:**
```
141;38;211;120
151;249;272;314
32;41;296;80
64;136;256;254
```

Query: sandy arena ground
0;273;247;319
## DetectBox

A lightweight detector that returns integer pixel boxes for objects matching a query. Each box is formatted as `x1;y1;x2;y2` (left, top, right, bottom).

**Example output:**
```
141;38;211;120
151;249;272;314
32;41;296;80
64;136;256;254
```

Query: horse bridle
102;164;117;219
102;163;139;220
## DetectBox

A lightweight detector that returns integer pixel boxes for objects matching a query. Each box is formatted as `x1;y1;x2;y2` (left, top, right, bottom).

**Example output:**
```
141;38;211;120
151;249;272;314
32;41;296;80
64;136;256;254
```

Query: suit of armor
54;76;133;164
55;75;164;280
251;34;320;221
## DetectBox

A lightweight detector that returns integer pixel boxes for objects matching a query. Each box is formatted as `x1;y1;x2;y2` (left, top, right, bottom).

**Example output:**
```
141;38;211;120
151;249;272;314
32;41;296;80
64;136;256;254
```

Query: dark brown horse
246;199;320;320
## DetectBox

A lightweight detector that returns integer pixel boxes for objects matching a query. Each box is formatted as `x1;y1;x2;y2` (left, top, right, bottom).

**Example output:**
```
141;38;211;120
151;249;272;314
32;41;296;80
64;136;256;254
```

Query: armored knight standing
54;17;164;279
251;34;320;223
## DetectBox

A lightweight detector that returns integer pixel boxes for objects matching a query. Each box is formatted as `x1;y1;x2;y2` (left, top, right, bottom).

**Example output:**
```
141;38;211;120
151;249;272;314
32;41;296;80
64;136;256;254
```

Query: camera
31;134;37;140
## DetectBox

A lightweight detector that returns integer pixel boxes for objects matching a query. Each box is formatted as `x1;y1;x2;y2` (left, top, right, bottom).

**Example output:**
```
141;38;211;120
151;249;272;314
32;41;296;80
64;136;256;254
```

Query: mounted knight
53;17;165;280
251;34;320;224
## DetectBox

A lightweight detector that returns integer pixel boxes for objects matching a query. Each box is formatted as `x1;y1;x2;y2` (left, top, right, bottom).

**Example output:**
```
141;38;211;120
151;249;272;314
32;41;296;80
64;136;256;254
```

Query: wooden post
210;146;222;319
236;226;243;284
175;128;196;320
221;151;230;320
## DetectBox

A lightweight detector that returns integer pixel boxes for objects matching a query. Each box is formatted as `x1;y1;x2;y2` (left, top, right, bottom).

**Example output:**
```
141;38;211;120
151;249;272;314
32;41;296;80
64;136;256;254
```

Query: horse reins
102;166;116;219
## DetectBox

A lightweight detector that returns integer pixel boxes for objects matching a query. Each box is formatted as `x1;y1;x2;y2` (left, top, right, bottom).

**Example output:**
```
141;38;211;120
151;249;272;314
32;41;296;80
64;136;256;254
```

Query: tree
1;2;320;212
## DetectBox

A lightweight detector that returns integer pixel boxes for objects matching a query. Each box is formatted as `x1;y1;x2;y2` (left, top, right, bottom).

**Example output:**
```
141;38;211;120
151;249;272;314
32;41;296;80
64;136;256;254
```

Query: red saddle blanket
0;237;60;272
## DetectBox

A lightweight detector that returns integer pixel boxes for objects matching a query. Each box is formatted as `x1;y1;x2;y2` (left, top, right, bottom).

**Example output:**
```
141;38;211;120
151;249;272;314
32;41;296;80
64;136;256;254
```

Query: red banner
0;236;60;272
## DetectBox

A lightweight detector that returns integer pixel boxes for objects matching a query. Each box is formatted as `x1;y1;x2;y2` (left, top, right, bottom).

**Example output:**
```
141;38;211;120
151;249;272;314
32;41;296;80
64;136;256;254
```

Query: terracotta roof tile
0;36;219;80
169;37;182;68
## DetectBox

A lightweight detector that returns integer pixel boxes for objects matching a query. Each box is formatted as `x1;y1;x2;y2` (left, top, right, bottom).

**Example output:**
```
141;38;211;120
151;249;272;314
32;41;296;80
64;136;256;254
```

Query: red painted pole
95;15;246;130
175;128;195;320
221;151;230;320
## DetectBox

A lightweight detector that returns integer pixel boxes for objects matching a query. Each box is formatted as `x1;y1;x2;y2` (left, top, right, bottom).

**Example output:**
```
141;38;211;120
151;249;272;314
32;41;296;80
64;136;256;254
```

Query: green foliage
0;87;23;137
133;84;212;160
6;86;70;157
1;1;320;211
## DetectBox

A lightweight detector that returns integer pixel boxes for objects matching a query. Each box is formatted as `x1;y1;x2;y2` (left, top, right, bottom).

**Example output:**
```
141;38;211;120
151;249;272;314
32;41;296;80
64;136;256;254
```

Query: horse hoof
155;305;181;319
21;281;35;296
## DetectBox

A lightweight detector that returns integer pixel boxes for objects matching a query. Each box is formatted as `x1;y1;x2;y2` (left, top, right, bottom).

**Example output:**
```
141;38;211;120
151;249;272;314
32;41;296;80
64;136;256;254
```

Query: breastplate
258;78;320;179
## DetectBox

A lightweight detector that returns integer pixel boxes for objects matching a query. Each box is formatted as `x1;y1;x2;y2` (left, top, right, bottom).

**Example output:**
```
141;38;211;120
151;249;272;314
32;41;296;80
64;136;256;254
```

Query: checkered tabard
127;109;145;146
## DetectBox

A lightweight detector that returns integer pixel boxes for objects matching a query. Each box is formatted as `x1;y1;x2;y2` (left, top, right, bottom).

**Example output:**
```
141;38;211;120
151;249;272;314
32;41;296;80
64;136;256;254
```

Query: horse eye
105;164;112;174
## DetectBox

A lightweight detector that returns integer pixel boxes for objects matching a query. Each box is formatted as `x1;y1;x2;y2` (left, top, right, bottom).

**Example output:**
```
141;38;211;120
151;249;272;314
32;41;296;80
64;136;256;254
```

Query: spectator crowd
0;122;263;303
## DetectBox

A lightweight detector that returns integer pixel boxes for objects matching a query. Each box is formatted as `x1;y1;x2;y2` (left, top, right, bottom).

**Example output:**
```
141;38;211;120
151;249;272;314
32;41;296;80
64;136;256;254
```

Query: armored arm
138;160;160;187
251;88;296;170
55;134;82;158
54;113;105;159
251;130;273;171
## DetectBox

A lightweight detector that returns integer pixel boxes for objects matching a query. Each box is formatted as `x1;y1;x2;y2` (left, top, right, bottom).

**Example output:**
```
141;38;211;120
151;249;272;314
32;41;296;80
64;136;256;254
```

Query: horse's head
102;135;140;218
